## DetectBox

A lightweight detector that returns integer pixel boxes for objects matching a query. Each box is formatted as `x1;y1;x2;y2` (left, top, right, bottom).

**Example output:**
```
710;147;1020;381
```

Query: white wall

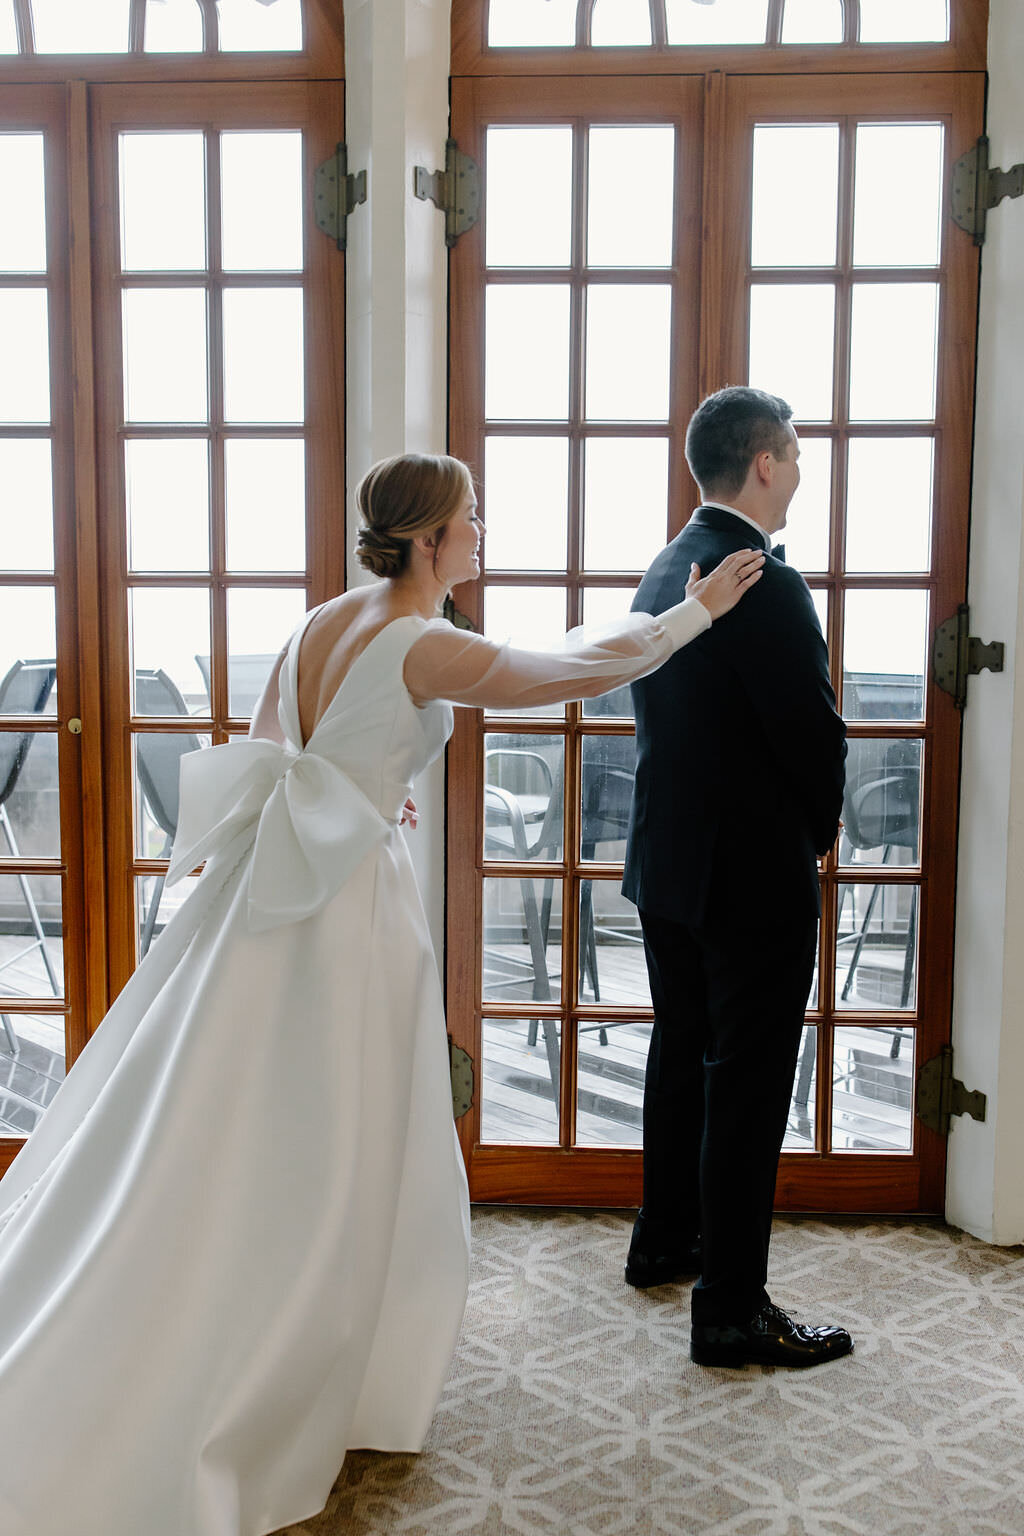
343;0;452;961
947;0;1024;1243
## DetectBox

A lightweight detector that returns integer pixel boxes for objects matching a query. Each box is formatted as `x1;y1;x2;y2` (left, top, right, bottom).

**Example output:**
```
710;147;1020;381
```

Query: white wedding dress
0;597;709;1536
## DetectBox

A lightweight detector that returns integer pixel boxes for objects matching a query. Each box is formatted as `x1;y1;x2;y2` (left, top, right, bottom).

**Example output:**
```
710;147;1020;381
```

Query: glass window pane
216;0;302;51
226;587;306;715
484;586;568;718
131;588;211;714
0;135;46;273
0;1011;65;1136
586;285;672;421
751;125;839;268
853;124;944;268
782;0;843;43
221;133;303;273
224;439;305;572
0;2;17;52
485;733;564;863
485;285;570;421
126;438;209;572
31;0;129;52
486;127;572;269
784;1026;818;1150
482;437;568;571
578;879;648;1005
123;288;208;423
120;133;206;273
849;284;938;422
222;288;304;424
588;126;674;269
666;0;769;44
843;589;927;721
488;0;576;47
859;0;948;43
483;877;563;1007
584;437;668;571
0;729;59;856
781;435;830;572
0;440;53;571
846;438;933;573
134;730;209;859
580;735;635;862
0;592;56;714
144;0;203;52
580;588;638;721
0;290;50;424
841;738;922;866
810;586;828;639
591;0;650;45
0;873;63;1000
749;284;834;422
576;1018;650;1147
480;1016;560;1145
135;871;198;960
833;1024;915;1152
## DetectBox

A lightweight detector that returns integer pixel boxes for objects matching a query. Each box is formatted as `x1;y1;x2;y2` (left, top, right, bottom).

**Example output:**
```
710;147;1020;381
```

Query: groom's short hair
686;386;794;499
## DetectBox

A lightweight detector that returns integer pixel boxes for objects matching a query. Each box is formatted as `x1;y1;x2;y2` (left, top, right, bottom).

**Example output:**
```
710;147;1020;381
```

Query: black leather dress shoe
690;1302;853;1368
624;1238;701;1289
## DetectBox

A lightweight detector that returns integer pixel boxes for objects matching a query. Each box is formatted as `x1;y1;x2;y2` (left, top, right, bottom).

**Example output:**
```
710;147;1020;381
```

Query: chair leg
898;891;918;1012
1;1014;18;1056
140;871;166;958
1;805;61;995
840;847;892;1002
522;876;553;1052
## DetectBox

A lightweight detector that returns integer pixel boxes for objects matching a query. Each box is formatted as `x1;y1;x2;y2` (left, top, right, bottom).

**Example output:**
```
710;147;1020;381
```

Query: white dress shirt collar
700;500;772;552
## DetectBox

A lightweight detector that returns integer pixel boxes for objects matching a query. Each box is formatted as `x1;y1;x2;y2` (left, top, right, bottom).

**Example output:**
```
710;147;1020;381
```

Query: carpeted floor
276;1208;1024;1536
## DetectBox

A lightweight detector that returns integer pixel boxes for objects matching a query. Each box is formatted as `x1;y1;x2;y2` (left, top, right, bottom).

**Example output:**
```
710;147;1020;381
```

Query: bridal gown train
0;614;471;1536
0;595;709;1536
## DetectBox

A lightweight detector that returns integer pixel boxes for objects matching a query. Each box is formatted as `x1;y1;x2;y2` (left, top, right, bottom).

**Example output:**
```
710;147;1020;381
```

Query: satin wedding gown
0;597;709;1536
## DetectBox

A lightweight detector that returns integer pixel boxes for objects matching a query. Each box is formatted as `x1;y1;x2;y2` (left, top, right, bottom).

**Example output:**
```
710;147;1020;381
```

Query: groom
622;387;851;1368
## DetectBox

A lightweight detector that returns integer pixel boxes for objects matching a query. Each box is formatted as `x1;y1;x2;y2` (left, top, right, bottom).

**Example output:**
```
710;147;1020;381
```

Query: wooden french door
447;68;983;1210
90;83;345;1001
0;77;344;1178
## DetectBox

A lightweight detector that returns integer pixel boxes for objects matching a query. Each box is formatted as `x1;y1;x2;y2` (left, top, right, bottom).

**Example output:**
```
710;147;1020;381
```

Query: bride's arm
404;548;763;710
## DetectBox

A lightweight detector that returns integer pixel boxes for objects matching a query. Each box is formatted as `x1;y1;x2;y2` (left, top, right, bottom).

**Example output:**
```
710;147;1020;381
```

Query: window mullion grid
206;127;229;744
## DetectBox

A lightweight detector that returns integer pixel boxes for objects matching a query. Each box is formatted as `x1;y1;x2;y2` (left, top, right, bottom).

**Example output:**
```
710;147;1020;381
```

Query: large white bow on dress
165;738;392;933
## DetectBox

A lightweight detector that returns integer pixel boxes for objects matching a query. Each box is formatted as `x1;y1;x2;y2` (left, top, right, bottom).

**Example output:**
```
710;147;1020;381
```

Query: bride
0;452;762;1536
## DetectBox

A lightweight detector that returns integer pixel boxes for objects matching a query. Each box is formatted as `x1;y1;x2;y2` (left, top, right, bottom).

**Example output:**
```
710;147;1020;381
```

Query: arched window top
485;0;953;50
0;0;305;56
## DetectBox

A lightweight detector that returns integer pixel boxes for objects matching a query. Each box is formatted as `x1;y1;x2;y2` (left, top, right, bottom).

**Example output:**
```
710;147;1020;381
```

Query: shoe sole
690;1339;854;1368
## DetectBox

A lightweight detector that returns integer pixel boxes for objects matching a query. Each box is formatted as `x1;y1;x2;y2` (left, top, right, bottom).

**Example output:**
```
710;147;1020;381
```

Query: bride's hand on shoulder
685;549;765;620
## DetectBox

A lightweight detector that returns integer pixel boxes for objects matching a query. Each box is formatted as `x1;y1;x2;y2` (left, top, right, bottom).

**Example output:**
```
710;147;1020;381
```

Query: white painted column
342;0;453;960
947;0;1024;1243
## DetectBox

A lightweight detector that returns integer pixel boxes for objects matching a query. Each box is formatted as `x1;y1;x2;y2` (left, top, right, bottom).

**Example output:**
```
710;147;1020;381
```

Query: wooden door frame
447;59;985;1210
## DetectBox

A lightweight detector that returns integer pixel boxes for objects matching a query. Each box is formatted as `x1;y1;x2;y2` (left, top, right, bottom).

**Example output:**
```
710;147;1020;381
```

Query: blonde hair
354;453;475;579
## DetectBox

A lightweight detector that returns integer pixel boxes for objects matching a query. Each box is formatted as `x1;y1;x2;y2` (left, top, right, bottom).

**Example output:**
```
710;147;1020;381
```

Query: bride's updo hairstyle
354;453;475;579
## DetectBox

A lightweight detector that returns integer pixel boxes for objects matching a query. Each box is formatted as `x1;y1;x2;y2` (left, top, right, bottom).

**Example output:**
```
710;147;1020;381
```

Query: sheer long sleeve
403;597;711;710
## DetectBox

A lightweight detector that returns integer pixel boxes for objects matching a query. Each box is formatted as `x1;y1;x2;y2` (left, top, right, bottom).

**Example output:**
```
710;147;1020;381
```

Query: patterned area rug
276;1209;1024;1536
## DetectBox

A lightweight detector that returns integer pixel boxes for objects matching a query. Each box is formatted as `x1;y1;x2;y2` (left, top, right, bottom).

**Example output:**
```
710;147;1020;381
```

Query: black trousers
638;906;817;1326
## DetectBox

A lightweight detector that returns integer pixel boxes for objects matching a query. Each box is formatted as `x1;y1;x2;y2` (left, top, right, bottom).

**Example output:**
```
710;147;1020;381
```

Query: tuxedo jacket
622;506;847;927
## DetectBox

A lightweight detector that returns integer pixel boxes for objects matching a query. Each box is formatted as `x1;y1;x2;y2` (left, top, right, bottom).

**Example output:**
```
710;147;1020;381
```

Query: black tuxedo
623;506;846;1325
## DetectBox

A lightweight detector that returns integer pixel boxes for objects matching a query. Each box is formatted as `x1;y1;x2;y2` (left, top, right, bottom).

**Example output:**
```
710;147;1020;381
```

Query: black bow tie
771;543;786;563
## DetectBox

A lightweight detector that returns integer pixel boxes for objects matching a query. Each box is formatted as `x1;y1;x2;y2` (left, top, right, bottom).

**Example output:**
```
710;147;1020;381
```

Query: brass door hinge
916;1045;986;1137
414;139;481;247
933;604;1004;710
314;143;367;251
951;135;1024;245
449;1036;475;1120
